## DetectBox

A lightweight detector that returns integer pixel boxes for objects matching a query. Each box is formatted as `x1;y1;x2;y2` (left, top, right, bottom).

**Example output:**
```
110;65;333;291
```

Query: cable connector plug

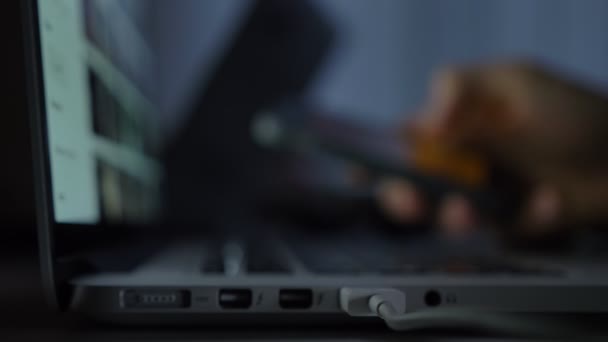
339;288;406;317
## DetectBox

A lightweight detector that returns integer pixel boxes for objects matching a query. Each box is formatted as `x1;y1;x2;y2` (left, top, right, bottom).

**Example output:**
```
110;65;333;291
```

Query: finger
518;184;563;236
414;66;520;157
414;68;468;140
527;185;562;226
436;194;480;238
552;173;608;224
376;179;427;224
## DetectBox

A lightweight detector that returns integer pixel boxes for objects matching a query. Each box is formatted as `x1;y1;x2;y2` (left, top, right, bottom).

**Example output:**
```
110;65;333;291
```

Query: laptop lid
23;0;255;310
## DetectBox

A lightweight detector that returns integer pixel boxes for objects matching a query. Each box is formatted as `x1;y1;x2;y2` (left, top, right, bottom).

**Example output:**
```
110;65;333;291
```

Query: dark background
0;1;35;248
0;0;49;338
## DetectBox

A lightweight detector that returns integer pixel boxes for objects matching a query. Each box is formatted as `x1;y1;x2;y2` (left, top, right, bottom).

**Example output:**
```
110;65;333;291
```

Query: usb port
219;289;252;309
279;289;313;309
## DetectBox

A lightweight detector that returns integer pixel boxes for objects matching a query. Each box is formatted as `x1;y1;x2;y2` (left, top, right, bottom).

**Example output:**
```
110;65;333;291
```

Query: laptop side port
122;289;191;309
279;289;313;309
218;289;252;309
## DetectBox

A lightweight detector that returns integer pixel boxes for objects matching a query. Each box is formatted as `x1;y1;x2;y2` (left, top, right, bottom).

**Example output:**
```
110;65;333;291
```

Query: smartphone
251;107;521;221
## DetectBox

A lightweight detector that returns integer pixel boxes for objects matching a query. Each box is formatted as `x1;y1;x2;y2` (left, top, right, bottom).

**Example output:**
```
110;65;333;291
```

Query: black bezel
22;0;113;311
22;0;63;310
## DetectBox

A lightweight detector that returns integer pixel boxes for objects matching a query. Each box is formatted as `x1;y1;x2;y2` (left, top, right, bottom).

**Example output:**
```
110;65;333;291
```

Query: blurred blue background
155;0;608;134
308;0;608;124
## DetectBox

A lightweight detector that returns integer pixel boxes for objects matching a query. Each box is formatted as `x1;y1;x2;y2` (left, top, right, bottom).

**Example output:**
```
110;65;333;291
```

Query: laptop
23;0;608;331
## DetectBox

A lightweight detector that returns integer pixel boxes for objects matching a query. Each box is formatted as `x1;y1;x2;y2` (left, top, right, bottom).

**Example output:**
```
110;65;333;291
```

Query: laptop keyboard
286;235;561;276
201;235;561;276
292;249;554;275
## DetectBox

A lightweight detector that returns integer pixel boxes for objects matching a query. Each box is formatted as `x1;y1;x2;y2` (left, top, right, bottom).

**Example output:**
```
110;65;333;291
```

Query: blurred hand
378;61;608;238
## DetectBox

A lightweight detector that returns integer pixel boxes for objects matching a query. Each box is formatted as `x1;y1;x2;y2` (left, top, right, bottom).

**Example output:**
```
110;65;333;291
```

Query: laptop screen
36;0;250;225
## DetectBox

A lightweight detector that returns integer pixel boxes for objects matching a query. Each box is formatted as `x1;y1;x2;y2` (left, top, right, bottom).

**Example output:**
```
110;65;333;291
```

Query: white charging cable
340;288;575;336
